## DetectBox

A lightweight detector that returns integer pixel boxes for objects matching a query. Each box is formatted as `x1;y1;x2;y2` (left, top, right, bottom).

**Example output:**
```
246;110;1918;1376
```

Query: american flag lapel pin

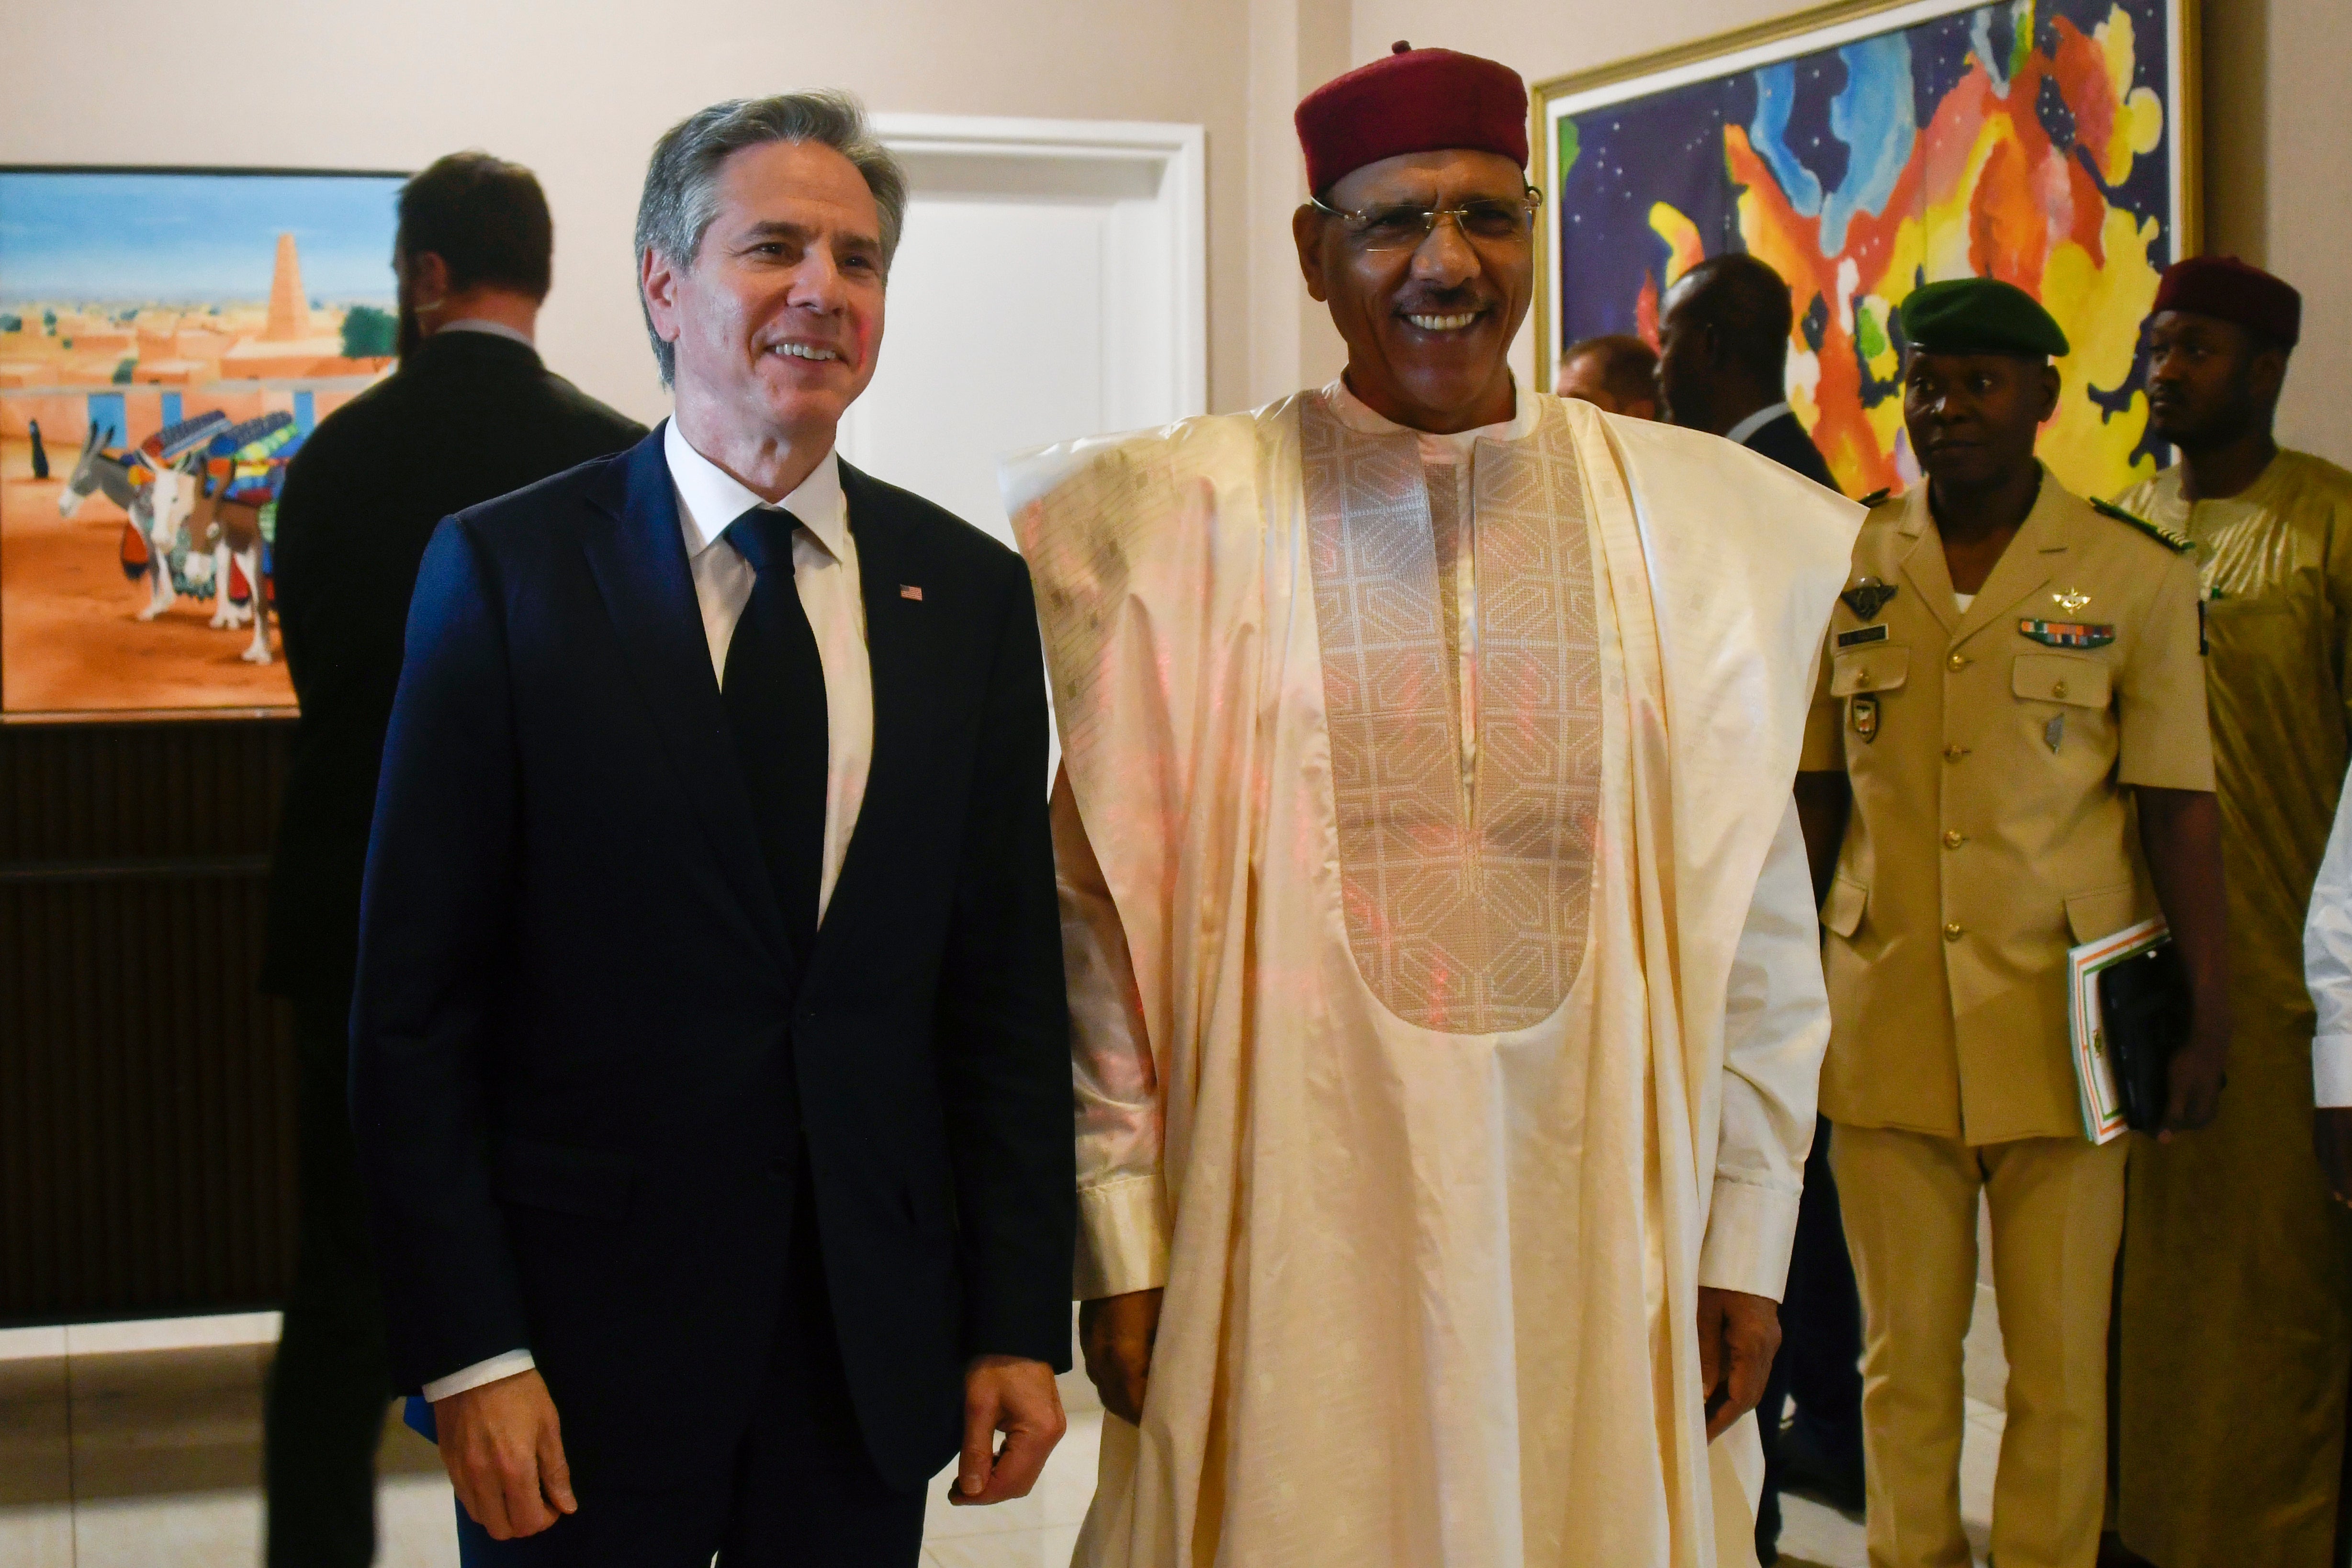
900;584;923;601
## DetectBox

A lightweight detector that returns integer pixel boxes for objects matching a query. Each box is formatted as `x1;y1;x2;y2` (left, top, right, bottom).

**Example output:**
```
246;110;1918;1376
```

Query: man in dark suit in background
260;151;644;1568
1553;332;1661;420
351;92;1073;1565
1659;252;1842;492
1658;248;1861;1564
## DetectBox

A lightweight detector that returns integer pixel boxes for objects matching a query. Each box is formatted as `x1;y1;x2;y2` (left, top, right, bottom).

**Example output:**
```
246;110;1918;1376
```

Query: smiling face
1293;148;1533;433
2144;309;2284;450
1902;348;2059;491
643;138;886;453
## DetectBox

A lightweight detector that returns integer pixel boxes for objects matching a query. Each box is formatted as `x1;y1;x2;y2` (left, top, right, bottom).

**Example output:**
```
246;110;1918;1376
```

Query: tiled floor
0;1324;1997;1568
1773;1396;2003;1568
0;1327;1103;1568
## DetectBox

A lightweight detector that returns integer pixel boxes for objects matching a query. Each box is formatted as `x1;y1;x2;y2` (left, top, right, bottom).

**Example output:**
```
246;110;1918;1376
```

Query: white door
837;115;1206;548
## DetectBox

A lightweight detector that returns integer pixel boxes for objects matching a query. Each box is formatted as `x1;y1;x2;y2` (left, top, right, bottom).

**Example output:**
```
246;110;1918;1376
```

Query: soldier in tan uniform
1793;278;2231;1568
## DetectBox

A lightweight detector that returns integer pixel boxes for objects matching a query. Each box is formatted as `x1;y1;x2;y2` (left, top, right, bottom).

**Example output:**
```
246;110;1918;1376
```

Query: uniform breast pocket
2012;651;2115;763
1832;647;1908;747
2011;652;2110;709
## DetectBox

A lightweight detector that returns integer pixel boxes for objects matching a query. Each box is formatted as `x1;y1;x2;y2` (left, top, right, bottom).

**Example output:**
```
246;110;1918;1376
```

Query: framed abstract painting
0;166;404;722
1532;0;2198;501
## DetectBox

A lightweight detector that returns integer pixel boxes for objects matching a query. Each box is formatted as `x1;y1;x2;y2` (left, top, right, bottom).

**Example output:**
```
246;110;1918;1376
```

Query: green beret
1901;277;2070;359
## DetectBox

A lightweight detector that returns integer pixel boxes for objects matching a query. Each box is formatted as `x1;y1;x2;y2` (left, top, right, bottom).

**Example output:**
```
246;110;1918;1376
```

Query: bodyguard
2111;256;2352;1568
260;151;644;1568
1793;278;2228;1568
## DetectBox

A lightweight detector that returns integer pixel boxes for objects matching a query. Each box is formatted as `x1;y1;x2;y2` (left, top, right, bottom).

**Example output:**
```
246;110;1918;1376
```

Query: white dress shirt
423;418;874;1404
1724;399;1793;449
2305;768;2352;1107
433;318;536;349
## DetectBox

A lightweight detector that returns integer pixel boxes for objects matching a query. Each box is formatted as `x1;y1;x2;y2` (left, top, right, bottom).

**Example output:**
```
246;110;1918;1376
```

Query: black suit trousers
263;996;394;1568
1777;1118;1865;1439
459;1163;926;1567
1756;1117;1866;1554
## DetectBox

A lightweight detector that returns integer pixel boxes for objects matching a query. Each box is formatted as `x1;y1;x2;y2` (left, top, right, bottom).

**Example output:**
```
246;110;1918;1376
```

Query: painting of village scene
0;167;404;719
1536;0;2190;504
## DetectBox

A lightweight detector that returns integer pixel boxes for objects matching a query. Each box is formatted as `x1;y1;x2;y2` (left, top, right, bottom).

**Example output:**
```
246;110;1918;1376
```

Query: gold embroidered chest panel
1300;393;1602;1036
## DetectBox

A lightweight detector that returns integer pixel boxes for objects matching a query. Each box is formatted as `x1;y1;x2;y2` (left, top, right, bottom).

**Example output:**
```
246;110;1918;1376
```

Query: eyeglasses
1309;188;1544;252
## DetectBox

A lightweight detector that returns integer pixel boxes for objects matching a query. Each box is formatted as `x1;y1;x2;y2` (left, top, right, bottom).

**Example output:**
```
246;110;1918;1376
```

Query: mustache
1391;291;1495;316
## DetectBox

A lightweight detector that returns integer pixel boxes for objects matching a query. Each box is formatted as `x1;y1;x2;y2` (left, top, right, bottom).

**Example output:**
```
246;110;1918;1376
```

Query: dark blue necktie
720;508;830;965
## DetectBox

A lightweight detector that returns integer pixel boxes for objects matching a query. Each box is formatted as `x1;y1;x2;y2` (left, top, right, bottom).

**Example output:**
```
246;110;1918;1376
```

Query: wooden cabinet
0;722;296;1323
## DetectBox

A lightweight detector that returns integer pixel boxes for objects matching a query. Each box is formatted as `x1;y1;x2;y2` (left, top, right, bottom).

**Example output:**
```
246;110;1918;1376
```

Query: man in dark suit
1659;251;1842;492
1659;249;1863;1562
1553;332;1661;420
350;92;1074;1566
260;151;643;1568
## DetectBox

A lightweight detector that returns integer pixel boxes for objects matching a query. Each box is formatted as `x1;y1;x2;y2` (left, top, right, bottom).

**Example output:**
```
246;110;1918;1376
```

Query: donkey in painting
59;424;205;622
146;457;273;664
58;422;146;521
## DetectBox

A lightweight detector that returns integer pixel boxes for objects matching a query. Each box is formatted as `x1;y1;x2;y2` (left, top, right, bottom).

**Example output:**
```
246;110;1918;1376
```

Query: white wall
1244;0;1354;404
2200;0;2352;460
0;0;1252;429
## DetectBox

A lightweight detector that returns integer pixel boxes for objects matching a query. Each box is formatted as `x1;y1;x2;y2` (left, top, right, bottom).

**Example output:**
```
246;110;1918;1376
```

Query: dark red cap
2152;255;2302;348
1295;42;1529;196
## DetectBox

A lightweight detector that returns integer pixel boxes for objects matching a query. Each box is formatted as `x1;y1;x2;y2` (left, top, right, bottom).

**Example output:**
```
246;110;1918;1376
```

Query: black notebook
2096;937;2191;1132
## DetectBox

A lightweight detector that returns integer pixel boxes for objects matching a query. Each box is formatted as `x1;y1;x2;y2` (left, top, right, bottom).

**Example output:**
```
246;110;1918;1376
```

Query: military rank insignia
2019;619;2115;648
1850;694;1880;742
2091;496;2194;553
1841;577;1899;621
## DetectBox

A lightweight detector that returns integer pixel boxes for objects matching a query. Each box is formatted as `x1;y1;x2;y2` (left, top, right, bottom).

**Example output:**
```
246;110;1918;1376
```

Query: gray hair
634;90;909;386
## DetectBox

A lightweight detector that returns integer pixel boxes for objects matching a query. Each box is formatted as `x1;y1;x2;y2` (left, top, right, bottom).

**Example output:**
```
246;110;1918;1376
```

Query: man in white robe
1002;44;1862;1568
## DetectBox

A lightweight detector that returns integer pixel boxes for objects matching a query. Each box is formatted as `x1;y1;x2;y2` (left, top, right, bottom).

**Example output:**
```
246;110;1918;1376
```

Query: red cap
2152;255;2302;348
1295;42;1529;196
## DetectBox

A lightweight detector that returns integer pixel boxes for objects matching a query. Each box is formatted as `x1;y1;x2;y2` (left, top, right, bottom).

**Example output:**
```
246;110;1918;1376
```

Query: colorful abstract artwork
1535;0;2192;501
0;167;403;719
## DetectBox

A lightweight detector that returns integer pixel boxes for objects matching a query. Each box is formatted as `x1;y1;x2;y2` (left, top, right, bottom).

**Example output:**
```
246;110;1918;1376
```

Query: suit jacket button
1943;922;1965;941
1947;652;1969;671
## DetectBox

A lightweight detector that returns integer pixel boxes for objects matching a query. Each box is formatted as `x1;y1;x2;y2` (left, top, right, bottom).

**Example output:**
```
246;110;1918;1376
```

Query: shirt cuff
423;1349;536;1403
1698;1175;1801;1301
2318;1034;2352;1108
1073;1173;1170;1299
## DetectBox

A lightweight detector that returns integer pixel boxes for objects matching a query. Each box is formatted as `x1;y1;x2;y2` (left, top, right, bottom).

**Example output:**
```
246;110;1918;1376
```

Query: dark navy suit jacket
349;427;1073;1492
1742;408;1842;496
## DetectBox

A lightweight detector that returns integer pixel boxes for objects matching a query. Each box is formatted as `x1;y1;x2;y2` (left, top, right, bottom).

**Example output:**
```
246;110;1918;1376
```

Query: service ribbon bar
2019;619;2116;649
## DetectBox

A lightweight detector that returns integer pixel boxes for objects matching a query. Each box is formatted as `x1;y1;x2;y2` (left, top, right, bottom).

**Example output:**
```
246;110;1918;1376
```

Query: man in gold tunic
1003;45;1861;1568
2113;256;2352;1568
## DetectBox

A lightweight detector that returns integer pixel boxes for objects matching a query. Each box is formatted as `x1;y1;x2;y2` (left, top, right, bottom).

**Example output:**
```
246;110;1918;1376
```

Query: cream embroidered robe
1003;385;1861;1568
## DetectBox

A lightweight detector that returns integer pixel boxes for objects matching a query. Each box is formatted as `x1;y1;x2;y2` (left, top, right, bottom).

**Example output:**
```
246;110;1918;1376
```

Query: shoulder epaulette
2090;495;2194;552
1857;487;1892;508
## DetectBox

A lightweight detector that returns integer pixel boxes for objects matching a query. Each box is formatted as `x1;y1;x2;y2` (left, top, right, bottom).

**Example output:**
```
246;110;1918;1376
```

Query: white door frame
868;112;1208;422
